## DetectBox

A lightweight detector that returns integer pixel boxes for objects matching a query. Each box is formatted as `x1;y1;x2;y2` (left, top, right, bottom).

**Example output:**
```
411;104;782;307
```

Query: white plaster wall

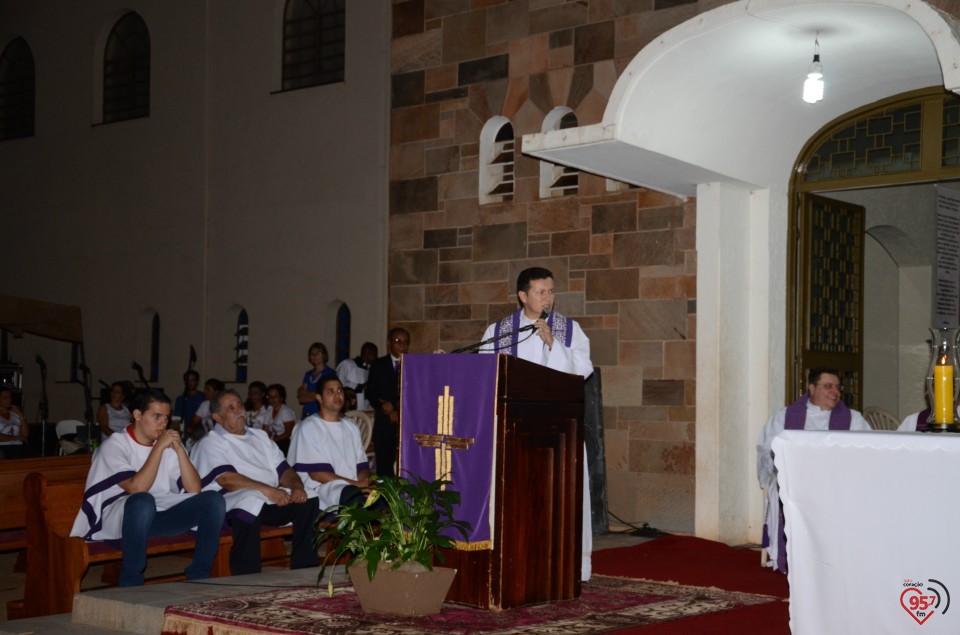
204;1;390;393
863;237;900;414
827;185;936;417
0;0;390;421
900;266;934;414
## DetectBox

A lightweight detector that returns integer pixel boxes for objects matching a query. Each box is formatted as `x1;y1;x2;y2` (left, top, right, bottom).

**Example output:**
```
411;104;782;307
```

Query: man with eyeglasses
366;327;411;477
756;367;870;572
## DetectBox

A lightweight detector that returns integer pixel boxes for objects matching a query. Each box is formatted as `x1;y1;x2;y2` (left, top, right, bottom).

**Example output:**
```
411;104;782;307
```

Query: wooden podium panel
402;354;584;610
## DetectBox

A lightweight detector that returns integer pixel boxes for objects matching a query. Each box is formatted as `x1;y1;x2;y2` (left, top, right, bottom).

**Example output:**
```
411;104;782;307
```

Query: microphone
518;309;550;332
448;309;549;354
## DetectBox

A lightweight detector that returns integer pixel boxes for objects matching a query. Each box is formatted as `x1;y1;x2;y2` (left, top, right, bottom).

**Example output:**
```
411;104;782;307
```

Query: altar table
773;430;960;634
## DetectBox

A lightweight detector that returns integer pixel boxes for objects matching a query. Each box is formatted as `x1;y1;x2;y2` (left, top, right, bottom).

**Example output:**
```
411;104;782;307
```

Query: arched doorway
790;88;960;417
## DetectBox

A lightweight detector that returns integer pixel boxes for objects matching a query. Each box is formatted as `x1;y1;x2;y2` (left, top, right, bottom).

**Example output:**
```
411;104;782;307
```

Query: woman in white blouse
266;383;297;454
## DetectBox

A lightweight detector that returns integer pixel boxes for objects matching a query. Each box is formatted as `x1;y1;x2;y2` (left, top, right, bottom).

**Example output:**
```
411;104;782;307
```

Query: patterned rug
161;575;781;635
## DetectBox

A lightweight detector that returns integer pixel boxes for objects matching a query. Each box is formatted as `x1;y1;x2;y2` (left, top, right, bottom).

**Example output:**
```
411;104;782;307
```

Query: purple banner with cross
399;353;498;549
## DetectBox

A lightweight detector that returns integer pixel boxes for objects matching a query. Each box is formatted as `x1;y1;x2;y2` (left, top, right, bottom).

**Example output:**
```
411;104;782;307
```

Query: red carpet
594;535;790;634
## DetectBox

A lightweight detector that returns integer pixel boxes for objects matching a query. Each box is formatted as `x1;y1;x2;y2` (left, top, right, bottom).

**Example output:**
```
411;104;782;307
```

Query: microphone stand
450;310;548;354
36;356;48;457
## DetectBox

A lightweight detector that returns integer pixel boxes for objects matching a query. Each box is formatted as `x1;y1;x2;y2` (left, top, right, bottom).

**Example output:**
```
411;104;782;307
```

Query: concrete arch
862;225;932;417
524;0;960;198
866;224;930;268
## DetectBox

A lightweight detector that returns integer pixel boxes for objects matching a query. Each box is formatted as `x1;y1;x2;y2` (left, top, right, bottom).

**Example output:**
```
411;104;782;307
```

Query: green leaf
313;472;473;585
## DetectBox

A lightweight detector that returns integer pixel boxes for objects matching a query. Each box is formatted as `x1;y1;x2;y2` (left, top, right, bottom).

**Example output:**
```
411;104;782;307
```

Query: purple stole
784;394;853;430
493;309;573;356
916;408;931;432
774;394;853;572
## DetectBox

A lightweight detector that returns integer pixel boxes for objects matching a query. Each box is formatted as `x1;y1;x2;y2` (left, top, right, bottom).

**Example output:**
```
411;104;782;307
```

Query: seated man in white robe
896;387;951;432
899;407;932;432
70;389;225;587
192;389;319;576
756;367;870;572
287;376;371;511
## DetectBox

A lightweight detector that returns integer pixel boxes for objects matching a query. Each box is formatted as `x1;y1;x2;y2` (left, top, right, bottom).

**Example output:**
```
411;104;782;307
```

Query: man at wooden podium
478;266;595;581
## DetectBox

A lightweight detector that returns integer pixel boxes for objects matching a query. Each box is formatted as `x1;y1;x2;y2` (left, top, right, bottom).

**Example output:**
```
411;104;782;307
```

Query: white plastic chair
345;409;372;450
345;409;375;465
55;419;87;455
862;406;899;431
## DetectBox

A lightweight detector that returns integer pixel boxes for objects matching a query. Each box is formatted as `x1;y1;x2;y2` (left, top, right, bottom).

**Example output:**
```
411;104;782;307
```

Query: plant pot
348;561;457;616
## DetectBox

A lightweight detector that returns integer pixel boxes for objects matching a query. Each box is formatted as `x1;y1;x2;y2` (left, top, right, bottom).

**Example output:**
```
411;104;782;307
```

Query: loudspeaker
584;368;608;536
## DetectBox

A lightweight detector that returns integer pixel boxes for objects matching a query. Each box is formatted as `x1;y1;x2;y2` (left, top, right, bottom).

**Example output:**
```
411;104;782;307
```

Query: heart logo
901;588;936;625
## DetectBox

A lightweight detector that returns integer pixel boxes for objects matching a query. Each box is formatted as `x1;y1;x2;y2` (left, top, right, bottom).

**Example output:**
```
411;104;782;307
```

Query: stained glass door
797;194;866;408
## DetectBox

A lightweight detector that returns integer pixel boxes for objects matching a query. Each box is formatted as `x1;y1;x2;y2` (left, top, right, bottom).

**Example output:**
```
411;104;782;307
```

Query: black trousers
229;497;320;576
372;419;398;477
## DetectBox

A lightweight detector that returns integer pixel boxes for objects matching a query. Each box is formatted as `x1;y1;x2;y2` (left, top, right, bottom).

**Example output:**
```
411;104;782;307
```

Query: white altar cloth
773;430;960;634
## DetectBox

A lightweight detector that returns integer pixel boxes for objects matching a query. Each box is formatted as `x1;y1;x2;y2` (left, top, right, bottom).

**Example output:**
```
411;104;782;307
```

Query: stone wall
389;0;704;532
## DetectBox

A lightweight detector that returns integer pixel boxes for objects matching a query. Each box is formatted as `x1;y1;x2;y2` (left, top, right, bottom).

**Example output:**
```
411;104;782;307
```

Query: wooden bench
0;454;92;555
10;472;295;618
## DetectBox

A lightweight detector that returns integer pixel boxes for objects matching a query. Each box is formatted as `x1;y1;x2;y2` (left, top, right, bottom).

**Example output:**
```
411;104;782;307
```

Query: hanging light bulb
803;37;824;104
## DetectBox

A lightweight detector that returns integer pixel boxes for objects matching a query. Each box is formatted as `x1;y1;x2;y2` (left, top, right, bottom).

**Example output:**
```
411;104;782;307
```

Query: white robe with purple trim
70;426;193;540
756;401;870;568
480;310;593;378
191;424;305;523
480;310;595;581
287;415;367;510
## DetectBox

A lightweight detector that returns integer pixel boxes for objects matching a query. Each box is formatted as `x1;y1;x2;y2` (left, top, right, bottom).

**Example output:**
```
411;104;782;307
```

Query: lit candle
934;363;954;424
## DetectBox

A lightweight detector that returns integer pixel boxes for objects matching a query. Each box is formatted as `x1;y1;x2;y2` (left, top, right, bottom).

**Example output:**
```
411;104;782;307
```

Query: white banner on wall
935;186;960;328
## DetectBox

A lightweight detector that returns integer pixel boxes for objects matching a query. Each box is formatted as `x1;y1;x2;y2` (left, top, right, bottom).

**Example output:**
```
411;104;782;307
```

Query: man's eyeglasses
815;383;843;392
391;338;410;345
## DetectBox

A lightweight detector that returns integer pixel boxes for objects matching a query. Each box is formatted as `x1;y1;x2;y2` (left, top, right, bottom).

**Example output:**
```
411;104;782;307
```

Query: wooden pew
0;454;92;554
10;473;295;618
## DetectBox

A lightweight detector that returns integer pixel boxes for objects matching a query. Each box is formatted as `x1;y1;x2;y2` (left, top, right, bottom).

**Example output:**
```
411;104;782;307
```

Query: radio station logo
901;579;950;625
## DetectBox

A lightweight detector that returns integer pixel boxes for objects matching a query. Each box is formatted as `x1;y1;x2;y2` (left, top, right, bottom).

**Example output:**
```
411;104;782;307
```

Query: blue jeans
119;491;226;587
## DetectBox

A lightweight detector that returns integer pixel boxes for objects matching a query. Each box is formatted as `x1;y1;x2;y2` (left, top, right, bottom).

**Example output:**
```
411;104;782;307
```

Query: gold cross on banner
413;385;475;486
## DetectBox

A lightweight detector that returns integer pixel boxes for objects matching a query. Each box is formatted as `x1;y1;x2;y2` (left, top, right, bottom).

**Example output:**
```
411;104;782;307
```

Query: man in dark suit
365;327;410;477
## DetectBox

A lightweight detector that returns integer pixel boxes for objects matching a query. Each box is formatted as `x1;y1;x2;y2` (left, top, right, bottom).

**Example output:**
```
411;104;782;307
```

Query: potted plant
315;473;472;616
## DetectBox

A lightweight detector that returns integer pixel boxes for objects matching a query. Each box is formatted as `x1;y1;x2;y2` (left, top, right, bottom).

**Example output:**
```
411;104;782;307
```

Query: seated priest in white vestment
191;389;320;576
478;266;595;581
897;389;957;432
756;368;870;572
899;407;932;432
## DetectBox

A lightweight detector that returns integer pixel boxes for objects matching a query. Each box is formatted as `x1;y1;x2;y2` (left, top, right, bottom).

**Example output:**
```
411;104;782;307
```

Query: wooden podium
398;353;585;610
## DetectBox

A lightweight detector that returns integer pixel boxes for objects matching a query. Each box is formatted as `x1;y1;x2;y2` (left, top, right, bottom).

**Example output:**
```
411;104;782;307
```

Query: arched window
103;12;150;124
539;108;579;198
479;117;514;205
335;303;351;364
0;37;35;141
235;309;249;383
149;313;160;382
282;0;345;91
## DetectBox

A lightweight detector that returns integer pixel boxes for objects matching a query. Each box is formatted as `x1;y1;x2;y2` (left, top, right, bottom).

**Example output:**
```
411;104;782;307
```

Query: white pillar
696;182;785;544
